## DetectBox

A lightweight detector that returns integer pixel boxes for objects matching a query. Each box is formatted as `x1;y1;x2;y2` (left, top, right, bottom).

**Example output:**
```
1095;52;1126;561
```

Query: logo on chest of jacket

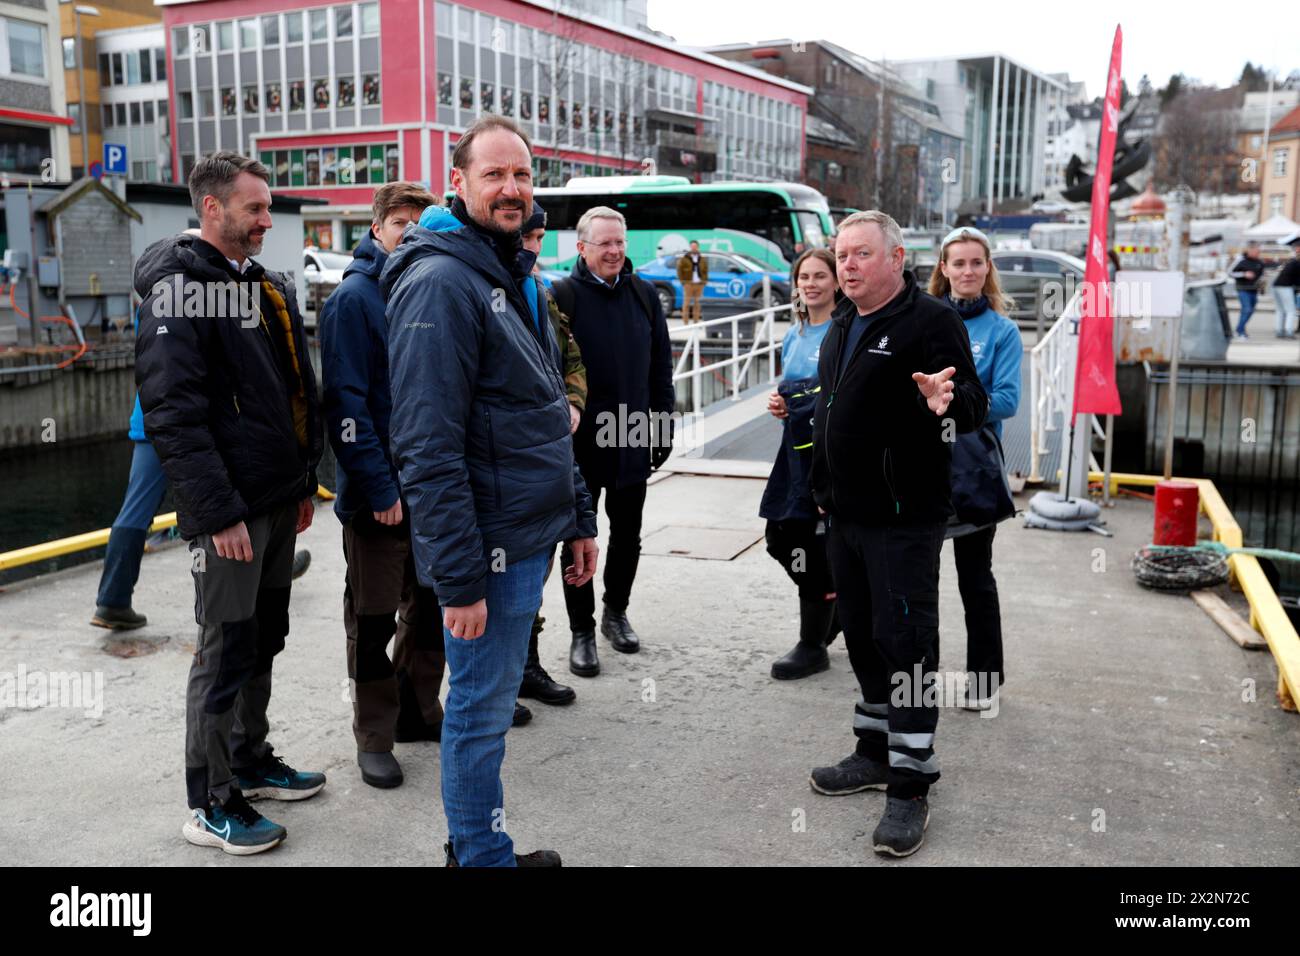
867;334;892;356
971;339;984;356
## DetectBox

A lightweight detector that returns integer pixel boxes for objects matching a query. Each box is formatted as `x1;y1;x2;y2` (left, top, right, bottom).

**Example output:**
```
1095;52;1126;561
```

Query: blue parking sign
104;143;127;175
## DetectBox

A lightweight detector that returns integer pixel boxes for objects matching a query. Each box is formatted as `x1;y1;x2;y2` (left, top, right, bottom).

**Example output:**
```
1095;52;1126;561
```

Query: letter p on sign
104;143;128;175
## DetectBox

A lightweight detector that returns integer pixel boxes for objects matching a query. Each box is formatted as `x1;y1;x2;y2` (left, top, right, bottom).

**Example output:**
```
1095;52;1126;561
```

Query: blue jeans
96;441;168;609
441;546;549;867
1235;290;1257;335
1273;285;1298;336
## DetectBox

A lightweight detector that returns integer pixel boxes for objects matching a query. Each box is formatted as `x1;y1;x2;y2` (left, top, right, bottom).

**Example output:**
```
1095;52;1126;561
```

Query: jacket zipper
883;447;900;515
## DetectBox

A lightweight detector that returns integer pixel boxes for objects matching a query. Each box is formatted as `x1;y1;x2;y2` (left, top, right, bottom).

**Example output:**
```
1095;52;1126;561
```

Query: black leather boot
569;629;600;677
520;616;576;704
771;598;833;680
600;606;640;653
357;750;403;788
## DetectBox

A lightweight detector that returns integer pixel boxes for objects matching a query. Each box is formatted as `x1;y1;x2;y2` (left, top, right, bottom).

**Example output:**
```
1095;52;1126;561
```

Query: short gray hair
837;210;904;255
576;205;626;241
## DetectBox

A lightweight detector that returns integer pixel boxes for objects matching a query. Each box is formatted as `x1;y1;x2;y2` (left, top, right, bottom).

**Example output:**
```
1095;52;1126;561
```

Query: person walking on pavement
384;115;599;867
514;201;586;711
1229;241;1269;339
136;152;327;855
1270;237;1300;339
762;248;842;679
676;239;709;324
928;226;1022;710
320;182;448;791
807;210;986;858
550;206;675;678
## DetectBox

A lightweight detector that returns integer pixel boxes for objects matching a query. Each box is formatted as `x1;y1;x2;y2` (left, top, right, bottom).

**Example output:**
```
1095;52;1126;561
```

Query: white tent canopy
1244;214;1300;241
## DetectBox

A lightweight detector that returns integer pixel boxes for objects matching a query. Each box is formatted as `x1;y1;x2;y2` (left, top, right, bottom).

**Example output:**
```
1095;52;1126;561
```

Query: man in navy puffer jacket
383;115;598;868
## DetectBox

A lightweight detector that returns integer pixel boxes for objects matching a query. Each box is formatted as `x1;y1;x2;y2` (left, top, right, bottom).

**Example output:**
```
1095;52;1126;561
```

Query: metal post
74;7;89;175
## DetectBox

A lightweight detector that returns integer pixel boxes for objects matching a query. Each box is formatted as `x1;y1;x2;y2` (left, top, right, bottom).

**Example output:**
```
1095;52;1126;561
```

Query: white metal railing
1028;291;1080;482
668;275;793;416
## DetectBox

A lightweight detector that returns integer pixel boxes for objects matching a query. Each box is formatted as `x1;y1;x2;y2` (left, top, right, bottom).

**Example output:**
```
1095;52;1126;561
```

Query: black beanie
524;201;547;233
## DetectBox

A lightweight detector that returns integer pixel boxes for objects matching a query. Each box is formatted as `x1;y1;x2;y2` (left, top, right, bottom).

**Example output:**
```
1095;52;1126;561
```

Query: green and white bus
526;176;834;272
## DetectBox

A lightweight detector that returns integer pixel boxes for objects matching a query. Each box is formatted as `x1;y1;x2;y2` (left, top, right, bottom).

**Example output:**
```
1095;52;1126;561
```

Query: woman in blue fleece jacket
928;226;1022;708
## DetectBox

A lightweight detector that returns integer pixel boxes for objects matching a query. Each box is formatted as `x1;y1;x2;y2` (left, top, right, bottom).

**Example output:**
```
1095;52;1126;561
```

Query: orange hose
5;283;88;368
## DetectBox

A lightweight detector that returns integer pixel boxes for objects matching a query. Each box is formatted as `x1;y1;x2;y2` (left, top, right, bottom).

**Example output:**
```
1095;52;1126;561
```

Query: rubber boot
770;598;833;680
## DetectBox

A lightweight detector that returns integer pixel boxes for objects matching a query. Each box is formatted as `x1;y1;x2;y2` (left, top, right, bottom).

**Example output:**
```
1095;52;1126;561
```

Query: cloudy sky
648;0;1295;94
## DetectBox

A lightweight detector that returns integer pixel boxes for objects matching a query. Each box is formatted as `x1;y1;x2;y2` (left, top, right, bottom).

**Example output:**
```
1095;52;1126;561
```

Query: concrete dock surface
1;471;1297;866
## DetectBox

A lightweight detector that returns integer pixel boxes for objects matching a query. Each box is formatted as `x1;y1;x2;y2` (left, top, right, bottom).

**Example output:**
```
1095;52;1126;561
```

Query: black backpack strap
629;275;657;329
551;277;576;322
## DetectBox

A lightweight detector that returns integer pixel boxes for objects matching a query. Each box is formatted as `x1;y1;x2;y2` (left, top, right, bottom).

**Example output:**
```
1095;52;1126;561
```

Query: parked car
990;249;1085;329
635;251;790;322
303;246;351;314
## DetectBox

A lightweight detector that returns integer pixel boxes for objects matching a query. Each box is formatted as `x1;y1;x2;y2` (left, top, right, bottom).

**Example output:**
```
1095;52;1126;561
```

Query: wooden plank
1190;590;1268;650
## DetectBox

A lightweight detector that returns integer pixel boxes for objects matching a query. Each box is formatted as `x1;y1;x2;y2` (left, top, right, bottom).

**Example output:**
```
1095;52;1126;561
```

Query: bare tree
530;9;585;183
1155;93;1236;194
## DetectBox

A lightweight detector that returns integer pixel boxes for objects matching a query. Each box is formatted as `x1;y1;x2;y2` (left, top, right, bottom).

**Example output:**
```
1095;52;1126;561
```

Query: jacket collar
571;255;633;291
831;271;917;328
344;230;385;280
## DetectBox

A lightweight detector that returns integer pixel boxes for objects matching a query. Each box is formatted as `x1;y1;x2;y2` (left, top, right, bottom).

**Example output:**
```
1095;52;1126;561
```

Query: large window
260;142;397;188
62;37;76;70
4;19;45;78
0;123;51;174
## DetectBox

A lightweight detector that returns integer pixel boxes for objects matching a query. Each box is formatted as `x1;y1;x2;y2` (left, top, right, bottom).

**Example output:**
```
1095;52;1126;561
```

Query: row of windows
257;144;399;188
172;4;379;56
102;99;169;131
95;48;167;87
177;75;380;119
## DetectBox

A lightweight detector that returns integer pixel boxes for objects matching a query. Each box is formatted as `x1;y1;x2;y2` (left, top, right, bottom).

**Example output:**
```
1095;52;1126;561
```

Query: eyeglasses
583;239;626;251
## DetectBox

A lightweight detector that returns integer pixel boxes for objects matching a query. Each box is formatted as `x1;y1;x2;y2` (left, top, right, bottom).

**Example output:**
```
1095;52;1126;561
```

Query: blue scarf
948;294;989;320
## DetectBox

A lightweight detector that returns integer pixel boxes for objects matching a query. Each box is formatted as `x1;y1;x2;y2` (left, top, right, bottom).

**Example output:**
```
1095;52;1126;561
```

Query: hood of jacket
344;229;385;281
570;254;635;292
133;233;257;299
381;204;530;305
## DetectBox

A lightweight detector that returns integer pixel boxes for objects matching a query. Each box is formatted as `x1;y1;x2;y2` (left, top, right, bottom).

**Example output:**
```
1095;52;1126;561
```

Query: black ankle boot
771;598;833;680
569;629;599;677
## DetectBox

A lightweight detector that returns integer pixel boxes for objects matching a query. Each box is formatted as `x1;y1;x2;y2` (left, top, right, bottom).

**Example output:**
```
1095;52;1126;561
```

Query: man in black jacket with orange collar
807;210;986;858
136;151;326;855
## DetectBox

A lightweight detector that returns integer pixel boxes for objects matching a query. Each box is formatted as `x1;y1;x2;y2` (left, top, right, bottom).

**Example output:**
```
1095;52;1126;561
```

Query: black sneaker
90;606;147;630
519;662;577;705
809;751;888;795
872;796;930;857
444;841;562;867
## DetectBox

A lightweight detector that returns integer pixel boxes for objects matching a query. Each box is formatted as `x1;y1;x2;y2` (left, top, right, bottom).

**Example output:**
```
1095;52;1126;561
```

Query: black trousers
949;525;1004;686
562;479;647;631
826;518;944;799
764;518;834;600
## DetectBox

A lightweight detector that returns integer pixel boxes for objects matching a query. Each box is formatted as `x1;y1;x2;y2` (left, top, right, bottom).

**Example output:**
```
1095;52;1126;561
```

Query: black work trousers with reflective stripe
826;518;943;798
949;524;1004;687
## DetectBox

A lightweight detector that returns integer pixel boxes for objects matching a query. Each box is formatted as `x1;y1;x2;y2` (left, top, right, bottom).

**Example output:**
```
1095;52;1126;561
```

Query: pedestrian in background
1229;241;1268;339
1270;237;1300;339
676;239;708;324
320;181;446;791
762;248;842;680
928;226;1021;709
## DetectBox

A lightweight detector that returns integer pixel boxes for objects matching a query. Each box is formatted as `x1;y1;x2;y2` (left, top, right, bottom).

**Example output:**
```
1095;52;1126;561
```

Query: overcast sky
648;0;1295;94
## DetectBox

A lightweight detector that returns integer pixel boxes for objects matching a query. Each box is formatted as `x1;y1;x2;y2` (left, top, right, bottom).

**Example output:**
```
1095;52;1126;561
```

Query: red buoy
1153;480;1199;546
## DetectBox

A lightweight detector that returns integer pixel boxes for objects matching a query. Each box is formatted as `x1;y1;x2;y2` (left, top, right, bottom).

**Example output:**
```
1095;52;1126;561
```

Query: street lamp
61;0;101;176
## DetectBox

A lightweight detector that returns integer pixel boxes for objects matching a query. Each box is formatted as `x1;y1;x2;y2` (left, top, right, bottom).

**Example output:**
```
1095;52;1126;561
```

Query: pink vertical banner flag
1072;24;1125;420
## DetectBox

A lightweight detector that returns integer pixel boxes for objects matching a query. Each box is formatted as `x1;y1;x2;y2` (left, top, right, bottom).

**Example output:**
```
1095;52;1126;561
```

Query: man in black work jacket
807;210;987;858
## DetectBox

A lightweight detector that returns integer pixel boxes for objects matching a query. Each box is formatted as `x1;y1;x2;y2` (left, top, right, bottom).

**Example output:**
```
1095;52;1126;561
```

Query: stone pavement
1;473;1297;866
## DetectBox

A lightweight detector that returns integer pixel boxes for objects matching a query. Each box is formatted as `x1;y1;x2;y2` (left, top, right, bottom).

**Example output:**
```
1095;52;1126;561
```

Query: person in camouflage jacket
512;202;588;710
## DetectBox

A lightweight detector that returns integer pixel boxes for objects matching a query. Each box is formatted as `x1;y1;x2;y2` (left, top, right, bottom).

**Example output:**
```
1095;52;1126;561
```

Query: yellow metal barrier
0;486;336;573
1091;471;1300;712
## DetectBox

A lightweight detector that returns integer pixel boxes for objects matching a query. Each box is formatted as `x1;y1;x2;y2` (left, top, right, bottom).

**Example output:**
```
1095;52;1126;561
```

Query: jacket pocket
484;407;503;510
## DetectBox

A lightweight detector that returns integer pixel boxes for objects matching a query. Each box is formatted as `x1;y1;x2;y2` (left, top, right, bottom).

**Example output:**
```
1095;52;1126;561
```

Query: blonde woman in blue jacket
928;227;1021;709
